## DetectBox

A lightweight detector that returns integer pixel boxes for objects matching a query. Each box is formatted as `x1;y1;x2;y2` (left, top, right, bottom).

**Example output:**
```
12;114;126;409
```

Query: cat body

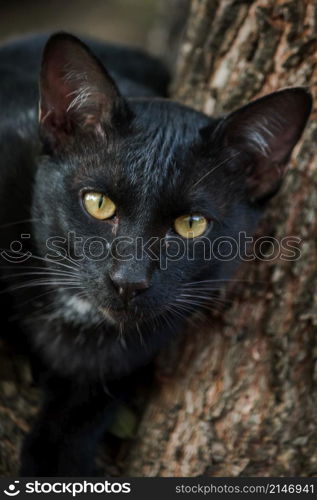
0;33;312;476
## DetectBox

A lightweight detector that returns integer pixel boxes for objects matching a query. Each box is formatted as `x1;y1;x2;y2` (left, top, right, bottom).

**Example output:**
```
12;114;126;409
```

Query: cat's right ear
39;33;132;150
202;88;312;202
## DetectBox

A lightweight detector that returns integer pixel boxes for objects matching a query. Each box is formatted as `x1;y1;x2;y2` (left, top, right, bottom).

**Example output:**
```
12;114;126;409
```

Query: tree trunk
126;0;317;476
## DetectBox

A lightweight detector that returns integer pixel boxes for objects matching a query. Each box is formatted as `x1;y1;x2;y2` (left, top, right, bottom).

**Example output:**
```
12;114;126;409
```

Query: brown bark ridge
126;0;317;476
0;341;39;476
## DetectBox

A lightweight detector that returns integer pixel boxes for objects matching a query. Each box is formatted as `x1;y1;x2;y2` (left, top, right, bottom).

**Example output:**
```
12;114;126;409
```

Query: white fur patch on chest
66;296;94;315
63;294;116;326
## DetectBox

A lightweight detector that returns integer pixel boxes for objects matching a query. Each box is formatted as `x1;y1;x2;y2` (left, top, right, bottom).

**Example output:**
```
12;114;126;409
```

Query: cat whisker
18;287;86;319
75;332;86;346
170;302;204;329
54;253;81;268
136;321;145;347
0;217;40;230
176;297;224;314
180;292;222;300
119;335;127;350
183;278;257;286
168;301;199;320
0;270;80;280
193;151;241;187
29;253;81;271
3;279;81;294
181;288;233;301
165;304;192;325
93;314;108;334
117;321;124;342
1;264;78;274
144;307;161;333
159;306;179;331
0;248;80;272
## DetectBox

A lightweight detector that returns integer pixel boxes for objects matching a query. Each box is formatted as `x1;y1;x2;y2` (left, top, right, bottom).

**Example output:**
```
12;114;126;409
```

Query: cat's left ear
211;88;312;202
39;33;131;149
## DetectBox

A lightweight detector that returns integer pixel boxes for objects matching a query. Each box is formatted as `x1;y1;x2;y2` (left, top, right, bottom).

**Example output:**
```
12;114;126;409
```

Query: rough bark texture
0;342;39;476
126;0;317;476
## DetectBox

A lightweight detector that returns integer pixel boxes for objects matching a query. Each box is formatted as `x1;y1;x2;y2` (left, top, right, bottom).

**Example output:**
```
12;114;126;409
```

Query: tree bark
126;0;317;476
0;342;39;476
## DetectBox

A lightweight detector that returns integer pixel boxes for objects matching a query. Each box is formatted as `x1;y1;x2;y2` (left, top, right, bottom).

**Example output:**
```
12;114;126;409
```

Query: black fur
0;33;312;476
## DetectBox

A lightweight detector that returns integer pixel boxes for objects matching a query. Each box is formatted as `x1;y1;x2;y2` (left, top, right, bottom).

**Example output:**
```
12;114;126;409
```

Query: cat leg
20;376;118;477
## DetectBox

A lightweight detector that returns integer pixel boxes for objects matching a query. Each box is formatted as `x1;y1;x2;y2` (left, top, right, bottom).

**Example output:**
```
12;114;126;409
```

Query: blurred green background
0;0;189;68
0;0;160;47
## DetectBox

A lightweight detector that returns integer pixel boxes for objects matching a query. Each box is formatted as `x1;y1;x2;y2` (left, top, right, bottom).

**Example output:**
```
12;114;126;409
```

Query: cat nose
109;270;150;303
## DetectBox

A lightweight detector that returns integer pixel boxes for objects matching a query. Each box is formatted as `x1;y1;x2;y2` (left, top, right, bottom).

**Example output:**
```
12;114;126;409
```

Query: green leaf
108;405;137;439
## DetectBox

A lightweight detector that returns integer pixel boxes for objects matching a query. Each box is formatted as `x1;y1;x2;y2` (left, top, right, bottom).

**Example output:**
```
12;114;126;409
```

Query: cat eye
83;192;116;220
174;214;208;239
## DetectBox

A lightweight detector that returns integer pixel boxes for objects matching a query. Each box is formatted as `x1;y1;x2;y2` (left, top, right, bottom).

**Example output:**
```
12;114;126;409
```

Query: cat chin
63;292;155;327
98;304;158;326
63;295;117;326
97;306;120;325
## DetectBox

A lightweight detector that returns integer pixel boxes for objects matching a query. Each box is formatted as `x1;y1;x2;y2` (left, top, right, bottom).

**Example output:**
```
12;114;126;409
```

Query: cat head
33;33;312;327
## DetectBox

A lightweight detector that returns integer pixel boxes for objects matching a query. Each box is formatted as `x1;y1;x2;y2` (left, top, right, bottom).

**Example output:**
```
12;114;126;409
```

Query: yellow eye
83;192;116;220
174;214;208;239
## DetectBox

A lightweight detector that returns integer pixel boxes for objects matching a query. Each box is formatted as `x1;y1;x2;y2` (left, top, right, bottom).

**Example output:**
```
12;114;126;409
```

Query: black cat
0;32;312;476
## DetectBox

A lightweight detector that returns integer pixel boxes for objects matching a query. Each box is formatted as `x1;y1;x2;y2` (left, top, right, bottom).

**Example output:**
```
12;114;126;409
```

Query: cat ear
39;33;131;149
214;88;312;202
